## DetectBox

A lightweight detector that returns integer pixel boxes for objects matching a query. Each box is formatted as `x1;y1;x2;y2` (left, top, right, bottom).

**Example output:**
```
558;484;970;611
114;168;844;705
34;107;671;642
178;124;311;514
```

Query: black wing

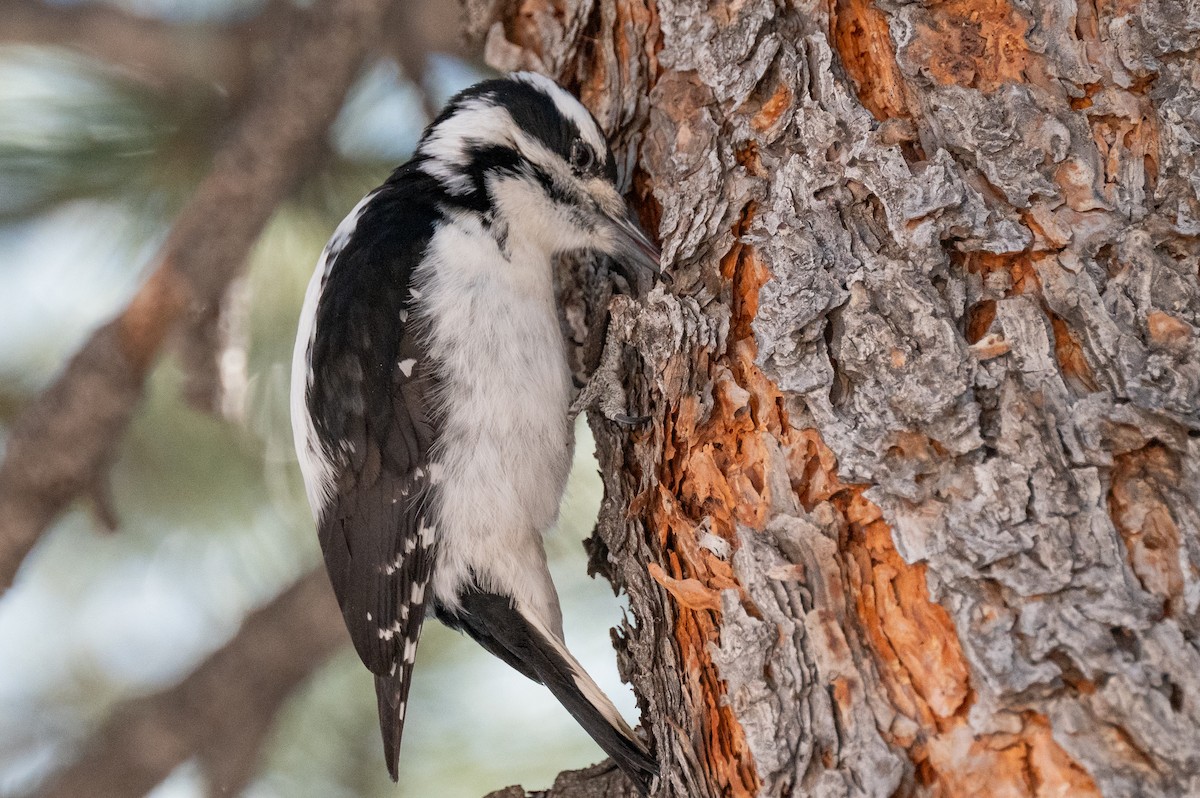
306;175;443;779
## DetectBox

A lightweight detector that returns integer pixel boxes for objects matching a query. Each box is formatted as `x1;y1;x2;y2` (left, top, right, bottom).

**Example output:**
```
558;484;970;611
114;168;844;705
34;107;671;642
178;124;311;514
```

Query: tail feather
374;654;419;781
448;590;658;795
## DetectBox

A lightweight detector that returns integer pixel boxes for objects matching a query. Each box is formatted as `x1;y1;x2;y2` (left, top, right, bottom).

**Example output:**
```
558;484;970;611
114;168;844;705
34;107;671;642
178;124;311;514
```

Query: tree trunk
467;0;1200;796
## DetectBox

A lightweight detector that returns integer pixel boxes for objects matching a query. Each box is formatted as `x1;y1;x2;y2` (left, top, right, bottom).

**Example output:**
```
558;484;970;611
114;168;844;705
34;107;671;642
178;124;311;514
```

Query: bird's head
415;72;660;280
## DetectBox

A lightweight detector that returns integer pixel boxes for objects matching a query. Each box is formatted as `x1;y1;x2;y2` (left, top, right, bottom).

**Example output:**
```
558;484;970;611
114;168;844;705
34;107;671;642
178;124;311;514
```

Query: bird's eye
569;140;595;173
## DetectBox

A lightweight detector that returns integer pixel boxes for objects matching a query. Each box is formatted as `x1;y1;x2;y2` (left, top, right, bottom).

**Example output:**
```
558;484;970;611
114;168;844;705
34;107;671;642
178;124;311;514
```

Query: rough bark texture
485;761;644;798
467;0;1200;796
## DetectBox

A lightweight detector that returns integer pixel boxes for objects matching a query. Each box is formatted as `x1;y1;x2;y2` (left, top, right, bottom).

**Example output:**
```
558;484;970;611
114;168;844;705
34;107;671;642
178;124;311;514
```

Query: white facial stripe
504;127;625;229
512;71;608;156
420;75;610;195
511;129;576;190
419;98;519;192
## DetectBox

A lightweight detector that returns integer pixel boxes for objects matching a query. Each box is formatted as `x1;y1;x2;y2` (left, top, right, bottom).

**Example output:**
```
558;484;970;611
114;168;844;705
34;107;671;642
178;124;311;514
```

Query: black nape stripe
419;76;620;200
432;77;612;178
460;79;583;165
497;81;583;163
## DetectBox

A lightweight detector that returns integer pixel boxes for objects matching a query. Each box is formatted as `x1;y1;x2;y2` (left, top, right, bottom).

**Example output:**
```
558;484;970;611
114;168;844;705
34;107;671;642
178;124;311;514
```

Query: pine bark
467;0;1200;796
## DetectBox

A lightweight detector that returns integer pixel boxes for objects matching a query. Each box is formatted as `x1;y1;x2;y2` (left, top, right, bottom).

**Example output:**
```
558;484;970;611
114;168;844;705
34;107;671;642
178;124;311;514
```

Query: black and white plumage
290;72;660;792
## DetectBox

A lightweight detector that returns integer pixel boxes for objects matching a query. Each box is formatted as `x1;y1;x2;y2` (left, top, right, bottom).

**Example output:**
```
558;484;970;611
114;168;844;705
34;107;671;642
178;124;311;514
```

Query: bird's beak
605;206;667;286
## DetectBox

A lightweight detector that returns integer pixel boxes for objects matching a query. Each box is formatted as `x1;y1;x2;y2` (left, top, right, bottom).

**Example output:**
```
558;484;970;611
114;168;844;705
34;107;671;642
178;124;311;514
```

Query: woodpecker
290;73;660;792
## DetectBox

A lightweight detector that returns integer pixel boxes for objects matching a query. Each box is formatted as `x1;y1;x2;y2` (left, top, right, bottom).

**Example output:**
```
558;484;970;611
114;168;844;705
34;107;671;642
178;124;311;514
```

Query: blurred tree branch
0;0;469;111
0;0;279;98
31;569;345;798
0;0;397;594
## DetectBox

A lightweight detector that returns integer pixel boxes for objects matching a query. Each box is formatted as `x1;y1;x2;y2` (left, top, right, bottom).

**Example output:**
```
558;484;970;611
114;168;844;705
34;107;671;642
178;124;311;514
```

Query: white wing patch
290;191;378;520
290;249;336;517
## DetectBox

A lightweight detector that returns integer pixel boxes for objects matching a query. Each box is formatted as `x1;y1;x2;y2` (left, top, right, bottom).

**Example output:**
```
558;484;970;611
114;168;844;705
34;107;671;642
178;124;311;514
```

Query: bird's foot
570;317;649;426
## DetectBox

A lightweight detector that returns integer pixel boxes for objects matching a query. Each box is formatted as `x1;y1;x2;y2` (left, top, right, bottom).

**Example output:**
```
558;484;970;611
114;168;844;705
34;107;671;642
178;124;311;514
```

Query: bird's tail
449;590;658;795
375;659;417;781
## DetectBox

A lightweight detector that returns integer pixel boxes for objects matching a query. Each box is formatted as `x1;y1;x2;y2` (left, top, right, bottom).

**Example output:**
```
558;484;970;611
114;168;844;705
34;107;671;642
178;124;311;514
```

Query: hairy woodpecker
291;73;660;791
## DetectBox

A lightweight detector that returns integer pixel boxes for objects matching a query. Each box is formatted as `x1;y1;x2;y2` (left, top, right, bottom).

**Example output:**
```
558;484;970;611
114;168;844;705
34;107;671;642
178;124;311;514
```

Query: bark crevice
469;0;1200;794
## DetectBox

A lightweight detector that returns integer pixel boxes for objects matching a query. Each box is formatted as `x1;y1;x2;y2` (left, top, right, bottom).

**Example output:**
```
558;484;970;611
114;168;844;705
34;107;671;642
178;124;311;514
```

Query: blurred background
0;1;639;795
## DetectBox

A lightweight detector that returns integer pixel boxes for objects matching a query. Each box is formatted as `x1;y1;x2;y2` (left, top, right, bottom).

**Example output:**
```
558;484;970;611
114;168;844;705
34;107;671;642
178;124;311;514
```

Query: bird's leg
570;299;649;427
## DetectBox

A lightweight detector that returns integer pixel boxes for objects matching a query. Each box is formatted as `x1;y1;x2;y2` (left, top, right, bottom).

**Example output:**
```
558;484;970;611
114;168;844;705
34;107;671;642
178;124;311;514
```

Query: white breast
420;215;574;636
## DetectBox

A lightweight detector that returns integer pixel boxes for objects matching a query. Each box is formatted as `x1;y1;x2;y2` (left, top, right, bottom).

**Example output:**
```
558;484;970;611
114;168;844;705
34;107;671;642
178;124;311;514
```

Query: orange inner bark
830;0;911;120
655;199;1101;794
499;0;1139;790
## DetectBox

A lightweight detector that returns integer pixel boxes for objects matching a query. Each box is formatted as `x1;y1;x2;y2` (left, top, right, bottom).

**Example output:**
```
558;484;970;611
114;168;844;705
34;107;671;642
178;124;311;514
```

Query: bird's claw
611;413;651;428
571;312;651;427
